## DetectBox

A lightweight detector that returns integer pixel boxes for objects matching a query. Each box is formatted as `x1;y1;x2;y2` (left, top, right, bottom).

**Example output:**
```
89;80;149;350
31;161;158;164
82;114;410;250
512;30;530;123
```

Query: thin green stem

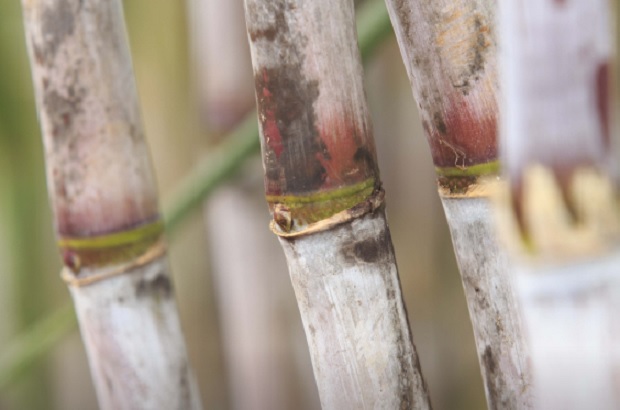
164;113;259;232
0;0;393;389
0;304;77;389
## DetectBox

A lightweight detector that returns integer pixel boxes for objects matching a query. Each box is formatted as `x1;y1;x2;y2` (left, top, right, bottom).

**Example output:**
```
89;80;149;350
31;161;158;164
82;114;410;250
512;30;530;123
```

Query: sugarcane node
438;175;478;195
135;272;173;299
435;160;500;198
57;219;165;272
61;240;167;287
270;187;385;238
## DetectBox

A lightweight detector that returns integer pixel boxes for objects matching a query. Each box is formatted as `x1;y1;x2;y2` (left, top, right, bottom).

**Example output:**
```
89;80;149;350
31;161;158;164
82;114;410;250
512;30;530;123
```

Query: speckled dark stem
385;1;535;408
245;0;382;233
385;0;499;194
244;0;432;407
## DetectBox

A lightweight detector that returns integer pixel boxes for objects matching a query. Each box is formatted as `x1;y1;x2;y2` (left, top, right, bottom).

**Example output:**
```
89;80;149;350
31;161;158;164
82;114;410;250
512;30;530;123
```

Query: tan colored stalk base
279;209;430;409
68;256;202;410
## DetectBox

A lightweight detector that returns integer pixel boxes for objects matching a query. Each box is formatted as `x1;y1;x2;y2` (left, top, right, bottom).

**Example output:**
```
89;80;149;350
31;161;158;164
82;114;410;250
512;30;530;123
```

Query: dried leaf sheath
21;1;202;408
244;0;431;407
384;0;533;408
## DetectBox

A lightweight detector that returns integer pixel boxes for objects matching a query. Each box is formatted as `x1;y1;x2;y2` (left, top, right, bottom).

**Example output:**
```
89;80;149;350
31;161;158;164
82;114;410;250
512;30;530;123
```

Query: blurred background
0;0;486;408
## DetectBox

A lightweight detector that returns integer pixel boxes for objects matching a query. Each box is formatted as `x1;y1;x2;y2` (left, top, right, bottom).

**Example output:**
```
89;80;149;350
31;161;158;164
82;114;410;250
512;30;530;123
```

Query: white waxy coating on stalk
441;197;532;409
516;254;620;410
70;258;202;410
280;210;430;410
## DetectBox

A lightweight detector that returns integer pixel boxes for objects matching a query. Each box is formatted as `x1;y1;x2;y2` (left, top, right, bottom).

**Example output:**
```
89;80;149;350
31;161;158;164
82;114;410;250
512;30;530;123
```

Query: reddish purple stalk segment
246;2;380;201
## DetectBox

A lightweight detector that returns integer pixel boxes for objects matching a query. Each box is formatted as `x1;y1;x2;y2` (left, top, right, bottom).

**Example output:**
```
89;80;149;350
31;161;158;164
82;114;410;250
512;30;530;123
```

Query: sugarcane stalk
189;0;255;134
382;0;533;408
244;0;431;408
20;1;202;408
0;2;396;390
497;1;618;408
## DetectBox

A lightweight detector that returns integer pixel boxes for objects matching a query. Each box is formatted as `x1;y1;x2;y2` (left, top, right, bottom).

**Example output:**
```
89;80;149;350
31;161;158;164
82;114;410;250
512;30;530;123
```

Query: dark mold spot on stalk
464;275;490;311
452;14;491;95
353;147;376;173
135;273;173;299
354;238;382;263
178;362;192;407
393;0;413;49
247;4;286;42
482;345;508;410
250;2;327;196
341;228;389;265
255;65;325;194
42;0;75;59
43;88;85;140
482;346;499;409
433;112;448;135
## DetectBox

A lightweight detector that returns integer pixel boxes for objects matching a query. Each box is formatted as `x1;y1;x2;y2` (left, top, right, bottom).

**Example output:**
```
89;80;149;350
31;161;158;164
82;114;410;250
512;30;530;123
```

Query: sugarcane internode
254;59;382;236
388;0;500;199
